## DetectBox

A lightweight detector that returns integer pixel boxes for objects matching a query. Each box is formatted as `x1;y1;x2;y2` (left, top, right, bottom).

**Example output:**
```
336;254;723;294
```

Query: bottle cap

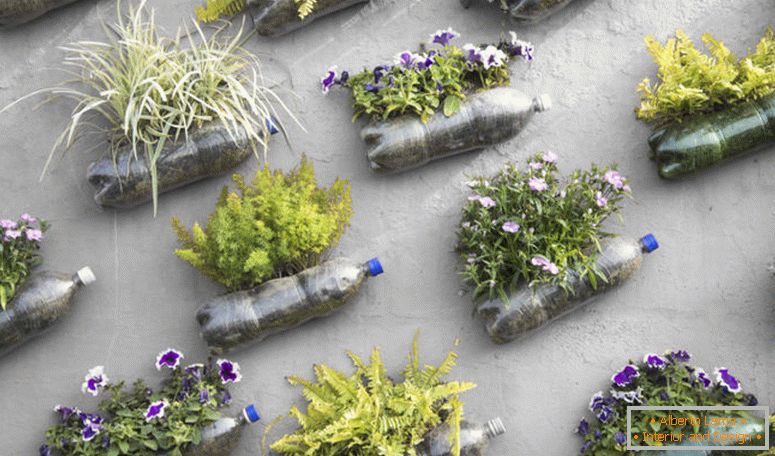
367;258;384;277
243;404;261;424
266;116;280;135
487;417;506;437
640;234;659;253
534;94;552;112
76;267;97;286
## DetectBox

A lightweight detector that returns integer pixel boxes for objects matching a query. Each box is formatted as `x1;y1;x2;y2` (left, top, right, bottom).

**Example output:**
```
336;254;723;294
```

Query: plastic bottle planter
87;120;277;209
249;0;368;37
649;92;775;179
0;267;95;357
416;418;506;456
197;257;384;354
460;0;578;23
183;405;261;456
361;88;551;173
0;0;82;29
476;235;658;344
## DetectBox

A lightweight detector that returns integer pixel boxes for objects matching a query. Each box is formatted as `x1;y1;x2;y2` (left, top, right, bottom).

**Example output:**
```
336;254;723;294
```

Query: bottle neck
484;418;506;439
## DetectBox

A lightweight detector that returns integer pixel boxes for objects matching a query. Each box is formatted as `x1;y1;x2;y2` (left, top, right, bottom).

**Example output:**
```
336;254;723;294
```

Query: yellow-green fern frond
294;0;318;19
196;0;247;23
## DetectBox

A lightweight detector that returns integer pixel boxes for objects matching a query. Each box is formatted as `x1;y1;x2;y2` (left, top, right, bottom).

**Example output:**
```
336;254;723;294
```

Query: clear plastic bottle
460;0;578;23
197;257;384;354
0;267;95;356
476;235;658;344
87;121;275;209
361;88;551;173
249;0;368;37
415;418;506;456
0;0;81;29
183;405;261;456
648;92;775;179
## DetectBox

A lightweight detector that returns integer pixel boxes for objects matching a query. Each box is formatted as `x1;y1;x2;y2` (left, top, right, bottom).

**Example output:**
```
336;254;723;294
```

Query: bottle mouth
487;417;506;437
243;404;261;424
640;234;659;253
76;267;97;286
367;258;384;277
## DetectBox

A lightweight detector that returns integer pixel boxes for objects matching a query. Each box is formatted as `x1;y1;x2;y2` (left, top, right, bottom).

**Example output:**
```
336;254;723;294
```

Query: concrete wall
0;0;773;454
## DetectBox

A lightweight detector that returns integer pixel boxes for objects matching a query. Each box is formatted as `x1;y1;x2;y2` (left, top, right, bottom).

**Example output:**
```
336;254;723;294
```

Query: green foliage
195;0;317;22
636;27;775;126
43;359;232;455
457;153;630;303
341;32;524;123
0;215;48;310
3;0;288;215
270;336;476;456
172;158;352;291
578;351;760;455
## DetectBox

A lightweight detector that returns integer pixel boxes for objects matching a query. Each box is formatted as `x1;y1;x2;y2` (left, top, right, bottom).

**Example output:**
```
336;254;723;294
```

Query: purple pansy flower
365;83;380;93
542;151;558;163
659;391;670;401
81;366;108;396
416;51;437;70
221;389;232;405
604;170;625;190
431;27;458;46
394;51;420;69
54;404;79;422
25;229;43;241
156;348;183;370
611;387;642;404
531;256;559;275
81;424;100;442
480;45;507;69
39;444;51;456
478;196;496;208
373;65;390;84
217;359;242;384
145;400;167;422
644;353;667;369
595;192;607;208
0;219;17;230
199;389;209;404
463;44;481;64
669;350;691;362
580;440;593;454
614;432;626;445
694;368;712;389
321;66;338;94
576;417;589;435
715;368;742;393
528;177;548;192
185;363;204;381
611;364;639;387
507;31;534;62
502;221;520;233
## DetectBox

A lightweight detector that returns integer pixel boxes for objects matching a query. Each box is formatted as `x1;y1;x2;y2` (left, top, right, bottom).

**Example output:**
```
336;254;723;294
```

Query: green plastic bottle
648;92;775;179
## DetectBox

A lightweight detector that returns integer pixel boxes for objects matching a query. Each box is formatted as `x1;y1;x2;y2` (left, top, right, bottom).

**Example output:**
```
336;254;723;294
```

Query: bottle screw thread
486;417;506;438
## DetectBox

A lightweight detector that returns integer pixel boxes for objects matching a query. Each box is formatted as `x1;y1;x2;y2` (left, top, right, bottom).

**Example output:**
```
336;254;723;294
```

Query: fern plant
270;336;476;456
172;158;352;292
636;27;775;126
196;0;319;22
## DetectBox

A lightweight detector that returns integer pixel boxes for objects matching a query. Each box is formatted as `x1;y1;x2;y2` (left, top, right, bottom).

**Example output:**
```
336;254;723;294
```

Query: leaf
442;95;461;117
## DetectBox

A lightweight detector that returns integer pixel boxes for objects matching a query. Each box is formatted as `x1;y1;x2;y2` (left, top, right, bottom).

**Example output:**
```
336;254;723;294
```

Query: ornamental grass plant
40;349;243;456
322;29;534;123
172;158;352;291
269;336;476;456
636;27;775;127
0;214;48;310
2;0;292;214
576;350;762;455
457;153;630;303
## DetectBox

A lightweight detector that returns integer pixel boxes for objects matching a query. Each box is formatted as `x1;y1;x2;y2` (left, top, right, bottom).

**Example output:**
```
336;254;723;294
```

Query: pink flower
502;221;520;233
595;192;607;208
542;151;558;163
604;170;625;190
479;197;496;208
20;213;37;224
529;161;543;170
528;177;548;192
25;229;43;241
531;256;559;275
3;230;21;241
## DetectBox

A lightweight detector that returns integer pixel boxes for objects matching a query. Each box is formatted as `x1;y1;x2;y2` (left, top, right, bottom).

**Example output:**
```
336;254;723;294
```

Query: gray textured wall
1;0;774;454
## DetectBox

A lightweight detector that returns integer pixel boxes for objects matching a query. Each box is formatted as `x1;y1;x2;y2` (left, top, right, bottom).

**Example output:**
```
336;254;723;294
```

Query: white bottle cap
76;267;96;286
534;94;552;112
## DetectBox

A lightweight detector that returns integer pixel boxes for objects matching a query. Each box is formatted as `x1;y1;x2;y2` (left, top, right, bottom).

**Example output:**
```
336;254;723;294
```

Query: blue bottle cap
640;234;659;253
266;116;280;135
367;258;384;277
243;404;261;424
